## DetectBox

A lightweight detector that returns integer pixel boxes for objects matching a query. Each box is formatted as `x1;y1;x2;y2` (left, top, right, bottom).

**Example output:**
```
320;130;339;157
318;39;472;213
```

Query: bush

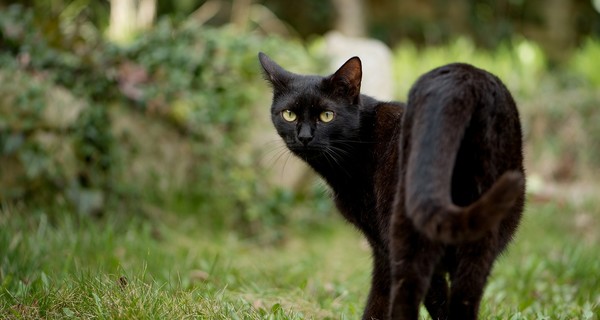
0;4;324;241
392;37;547;100
570;38;600;88
392;37;600;183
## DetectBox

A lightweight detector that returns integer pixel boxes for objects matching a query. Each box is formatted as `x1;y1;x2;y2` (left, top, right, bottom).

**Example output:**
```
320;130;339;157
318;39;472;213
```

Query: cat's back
414;63;499;86
372;101;405;156
372;101;405;224
406;62;520;128
410;63;511;101
374;101;404;133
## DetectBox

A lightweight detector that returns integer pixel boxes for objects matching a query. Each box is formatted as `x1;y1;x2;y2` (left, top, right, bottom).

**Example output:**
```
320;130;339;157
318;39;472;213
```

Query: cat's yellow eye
319;111;335;123
281;110;297;122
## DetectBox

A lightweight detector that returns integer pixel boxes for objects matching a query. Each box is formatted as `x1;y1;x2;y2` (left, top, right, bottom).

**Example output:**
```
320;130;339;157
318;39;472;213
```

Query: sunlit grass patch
0;206;367;319
483;198;600;319
1;192;599;319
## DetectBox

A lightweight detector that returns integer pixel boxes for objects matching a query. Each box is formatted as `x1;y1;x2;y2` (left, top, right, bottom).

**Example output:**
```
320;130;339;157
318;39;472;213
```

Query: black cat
258;52;525;320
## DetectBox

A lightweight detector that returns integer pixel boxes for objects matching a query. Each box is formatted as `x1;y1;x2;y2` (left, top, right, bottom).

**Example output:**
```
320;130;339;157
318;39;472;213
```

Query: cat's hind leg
389;217;445;320
424;268;449;320
447;239;497;320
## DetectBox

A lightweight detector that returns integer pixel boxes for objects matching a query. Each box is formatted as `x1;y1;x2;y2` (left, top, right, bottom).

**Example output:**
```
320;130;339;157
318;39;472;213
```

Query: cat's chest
331;182;380;239
333;106;403;233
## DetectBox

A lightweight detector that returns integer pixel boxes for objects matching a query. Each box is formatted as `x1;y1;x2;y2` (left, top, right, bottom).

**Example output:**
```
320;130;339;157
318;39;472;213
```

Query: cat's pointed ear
258;52;293;90
328;56;362;103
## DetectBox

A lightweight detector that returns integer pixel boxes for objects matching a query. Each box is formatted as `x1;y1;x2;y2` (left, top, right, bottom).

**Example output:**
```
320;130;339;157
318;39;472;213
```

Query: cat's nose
298;124;313;146
298;135;313;145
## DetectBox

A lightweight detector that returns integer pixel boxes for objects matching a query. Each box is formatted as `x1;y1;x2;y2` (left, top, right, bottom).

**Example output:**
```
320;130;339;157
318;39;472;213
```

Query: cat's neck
309;96;404;247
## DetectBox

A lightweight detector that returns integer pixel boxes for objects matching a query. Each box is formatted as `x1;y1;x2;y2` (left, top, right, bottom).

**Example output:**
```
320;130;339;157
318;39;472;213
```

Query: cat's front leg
362;248;391;320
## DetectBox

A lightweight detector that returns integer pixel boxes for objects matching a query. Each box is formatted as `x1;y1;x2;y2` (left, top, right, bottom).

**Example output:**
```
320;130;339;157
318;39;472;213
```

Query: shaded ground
1;185;598;319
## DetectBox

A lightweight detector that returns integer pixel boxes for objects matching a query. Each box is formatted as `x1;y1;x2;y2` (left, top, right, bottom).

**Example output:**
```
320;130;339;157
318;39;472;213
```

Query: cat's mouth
287;143;347;164
289;144;320;152
287;143;326;158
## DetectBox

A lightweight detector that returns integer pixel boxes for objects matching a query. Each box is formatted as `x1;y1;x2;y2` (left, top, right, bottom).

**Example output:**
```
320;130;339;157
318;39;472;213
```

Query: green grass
483;198;600;319
1;194;599;319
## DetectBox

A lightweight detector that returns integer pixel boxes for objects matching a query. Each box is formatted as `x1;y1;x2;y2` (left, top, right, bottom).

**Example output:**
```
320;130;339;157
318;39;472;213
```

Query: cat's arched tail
407;171;524;244
402;75;524;244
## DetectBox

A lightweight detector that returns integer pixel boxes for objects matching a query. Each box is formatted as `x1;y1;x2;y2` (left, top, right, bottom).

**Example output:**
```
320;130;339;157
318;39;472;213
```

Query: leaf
2;133;25;154
63;307;74;317
92;292;104;316
40;271;49;290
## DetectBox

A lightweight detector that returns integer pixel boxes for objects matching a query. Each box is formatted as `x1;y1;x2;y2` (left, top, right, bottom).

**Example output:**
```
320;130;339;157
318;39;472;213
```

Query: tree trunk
232;0;253;30
331;0;366;37
137;0;156;30
542;0;576;65
108;0;136;42
108;0;156;43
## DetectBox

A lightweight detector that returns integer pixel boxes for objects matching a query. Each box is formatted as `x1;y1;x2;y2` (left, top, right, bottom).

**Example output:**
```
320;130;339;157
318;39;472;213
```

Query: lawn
2;4;599;319
1;187;599;319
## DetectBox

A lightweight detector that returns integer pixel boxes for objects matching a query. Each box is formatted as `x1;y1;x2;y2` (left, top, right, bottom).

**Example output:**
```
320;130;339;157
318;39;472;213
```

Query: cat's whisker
258;139;295;172
265;147;291;169
263;143;287;155
321;148;337;169
331;139;376;145
261;145;286;158
261;147;286;160
324;147;353;178
280;150;296;180
260;140;287;153
327;145;352;159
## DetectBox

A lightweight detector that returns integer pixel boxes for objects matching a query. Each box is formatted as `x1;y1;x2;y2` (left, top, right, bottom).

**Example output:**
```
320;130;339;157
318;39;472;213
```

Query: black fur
259;52;525;320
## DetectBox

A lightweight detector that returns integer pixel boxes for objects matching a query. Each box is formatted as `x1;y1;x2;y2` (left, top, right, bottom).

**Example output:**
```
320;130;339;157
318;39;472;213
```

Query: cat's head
258;52;363;161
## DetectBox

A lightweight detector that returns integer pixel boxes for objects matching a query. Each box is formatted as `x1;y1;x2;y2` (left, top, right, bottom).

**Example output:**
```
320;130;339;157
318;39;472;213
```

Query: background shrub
0;5;325;241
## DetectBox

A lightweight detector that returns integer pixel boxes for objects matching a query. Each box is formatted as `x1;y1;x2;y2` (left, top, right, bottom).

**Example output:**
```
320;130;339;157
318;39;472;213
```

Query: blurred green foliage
2;1;600;240
0;4;325;241
392;37;547;100
393;36;600;182
570;38;600;87
261;0;600;60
